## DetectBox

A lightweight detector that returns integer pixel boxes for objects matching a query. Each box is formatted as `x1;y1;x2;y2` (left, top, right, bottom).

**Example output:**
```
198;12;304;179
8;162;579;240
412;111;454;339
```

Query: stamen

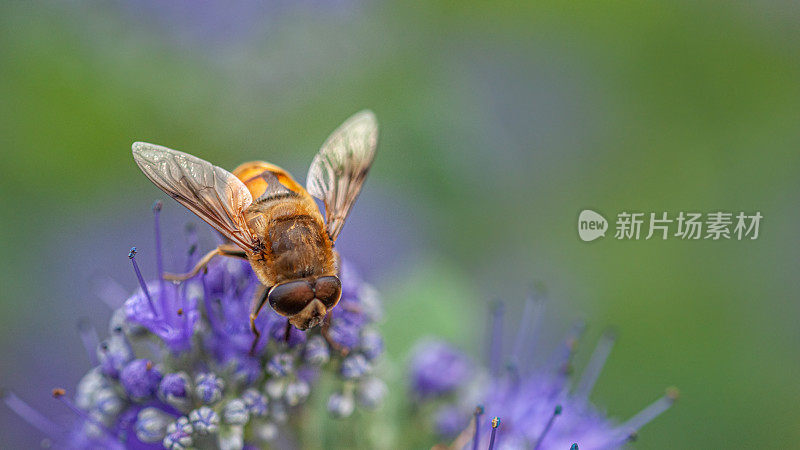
180;290;190;341
487;417;500;450
471;405;484;450
2;389;63;437
201;271;220;334
619;388;678;432
129;248;157;317
184;223;198;272
549;321;585;383
179;223;197;336
505;361;520;388
532;405;561;450
488;301;504;376
77;318;99;366
91;276;127;309
52;388;117;439
153;201;165;284
599;431;637;449
600;389;678;447
510;292;544;369
152;202;169;319
573;329;616;400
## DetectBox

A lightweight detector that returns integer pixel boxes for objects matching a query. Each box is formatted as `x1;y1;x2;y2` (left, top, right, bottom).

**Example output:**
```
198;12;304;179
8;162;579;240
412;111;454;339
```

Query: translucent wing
132;142;258;252
306;110;378;241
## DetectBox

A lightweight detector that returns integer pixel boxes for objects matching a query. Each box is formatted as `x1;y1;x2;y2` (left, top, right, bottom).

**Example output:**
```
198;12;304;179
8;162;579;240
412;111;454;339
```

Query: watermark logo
578;209;608;241
578;210;762;241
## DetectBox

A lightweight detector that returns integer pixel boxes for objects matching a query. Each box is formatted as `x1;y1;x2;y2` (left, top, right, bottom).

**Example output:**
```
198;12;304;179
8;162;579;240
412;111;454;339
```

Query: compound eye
268;280;314;317
314;276;342;309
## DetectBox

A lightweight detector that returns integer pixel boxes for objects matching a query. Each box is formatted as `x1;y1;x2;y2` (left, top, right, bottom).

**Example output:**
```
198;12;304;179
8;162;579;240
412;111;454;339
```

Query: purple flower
97;331;134;378
327;391;355;418
123;278;199;354
158;372;191;410
435;406;469;437
410;298;677;449
325;260;383;351
122;204;201;354
341;354;371;379
120;359;162;401
409;340;473;398
359;328;384;360
3;203;387;448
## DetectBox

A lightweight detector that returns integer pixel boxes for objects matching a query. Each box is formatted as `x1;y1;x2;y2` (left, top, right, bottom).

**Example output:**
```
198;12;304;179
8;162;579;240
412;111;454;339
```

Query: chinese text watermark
578;209;762;242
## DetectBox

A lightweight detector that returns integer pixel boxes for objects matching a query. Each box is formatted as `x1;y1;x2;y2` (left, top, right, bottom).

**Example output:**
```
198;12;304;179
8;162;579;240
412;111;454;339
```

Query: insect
132;110;378;349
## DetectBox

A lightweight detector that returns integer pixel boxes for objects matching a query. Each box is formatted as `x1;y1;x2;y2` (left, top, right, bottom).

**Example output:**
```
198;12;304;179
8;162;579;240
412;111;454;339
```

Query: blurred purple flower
3;204;385;448
115;0;362;51
409;340;473;398
411;298;677;449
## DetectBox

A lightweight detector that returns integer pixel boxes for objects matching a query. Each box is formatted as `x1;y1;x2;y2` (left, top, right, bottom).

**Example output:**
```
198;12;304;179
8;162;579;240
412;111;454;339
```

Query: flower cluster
410;300;677;449
3;203;386;449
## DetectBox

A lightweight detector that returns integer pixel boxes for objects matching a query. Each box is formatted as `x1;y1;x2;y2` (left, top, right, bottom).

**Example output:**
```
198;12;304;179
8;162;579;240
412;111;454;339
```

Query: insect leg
163;244;247;281
283;320;291;343
249;284;270;355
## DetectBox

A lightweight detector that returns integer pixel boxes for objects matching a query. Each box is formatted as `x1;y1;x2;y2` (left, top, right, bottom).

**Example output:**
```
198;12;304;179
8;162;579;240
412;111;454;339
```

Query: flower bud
223;399;249;425
189;406;220;434
284;380;310;406
255;422;278;442
159;372;192;410
94;388;124;418
97;334;133;379
163;416;193;450
120;359;162;401
303;336;330;366
359;328;384;361
241;388;268;417
356;377;387;410
327;392;355;418
341;354;371;379
135;407;171;443
266;353;294;377
195;373;224;405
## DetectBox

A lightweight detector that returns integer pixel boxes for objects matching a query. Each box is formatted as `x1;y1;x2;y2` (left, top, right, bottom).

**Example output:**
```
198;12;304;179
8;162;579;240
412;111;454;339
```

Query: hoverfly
132;111;378;349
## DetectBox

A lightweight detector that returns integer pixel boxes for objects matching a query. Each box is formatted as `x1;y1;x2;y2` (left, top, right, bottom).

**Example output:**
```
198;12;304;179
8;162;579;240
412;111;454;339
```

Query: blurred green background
1;1;799;448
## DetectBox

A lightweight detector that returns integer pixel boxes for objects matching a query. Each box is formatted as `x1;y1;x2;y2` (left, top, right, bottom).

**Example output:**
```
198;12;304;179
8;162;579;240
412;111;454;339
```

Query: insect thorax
248;199;334;285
